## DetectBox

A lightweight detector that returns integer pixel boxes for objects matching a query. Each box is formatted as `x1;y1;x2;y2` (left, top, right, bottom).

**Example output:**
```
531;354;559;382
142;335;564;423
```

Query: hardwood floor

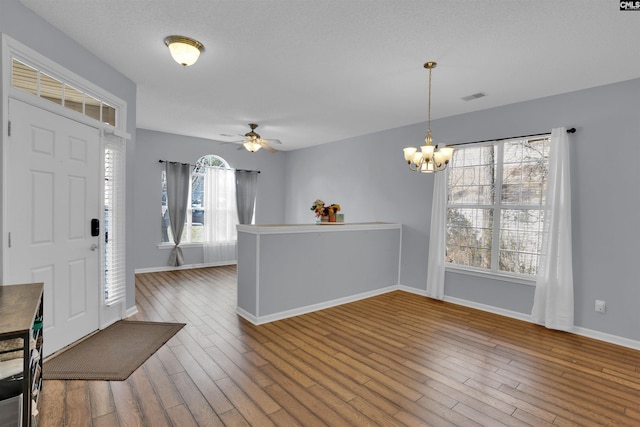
38;266;640;426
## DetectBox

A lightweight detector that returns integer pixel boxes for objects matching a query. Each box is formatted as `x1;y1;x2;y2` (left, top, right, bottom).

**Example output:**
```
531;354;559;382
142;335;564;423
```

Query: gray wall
134;129;286;270
284;78;640;342
0;0;138;310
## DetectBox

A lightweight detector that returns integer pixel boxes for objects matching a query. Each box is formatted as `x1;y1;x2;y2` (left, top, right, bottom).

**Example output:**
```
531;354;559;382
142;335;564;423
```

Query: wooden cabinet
0;283;44;427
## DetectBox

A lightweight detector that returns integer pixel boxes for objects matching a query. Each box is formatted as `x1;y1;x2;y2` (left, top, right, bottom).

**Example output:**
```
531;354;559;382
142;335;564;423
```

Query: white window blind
104;135;126;305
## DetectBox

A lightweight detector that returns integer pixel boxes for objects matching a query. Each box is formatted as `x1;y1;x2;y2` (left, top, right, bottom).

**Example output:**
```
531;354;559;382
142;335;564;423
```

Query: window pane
448;146;496;206
446;208;493;269
499;209;544;275
194;154;228;173
64;84;84;114
499;251;539;275
161;171;172;243
40;72;63;105
11;59;38;96
502;139;549;206
190;173;204;243
85;93;101;121
102;103;117;126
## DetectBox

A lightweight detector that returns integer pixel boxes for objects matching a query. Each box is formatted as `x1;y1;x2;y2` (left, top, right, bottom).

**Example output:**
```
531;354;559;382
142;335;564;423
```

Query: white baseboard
397;287;640;351
442;295;533;323
125;305;139;318
240;285;399;325
572;326;640;351
135;261;236;274
236;307;258;324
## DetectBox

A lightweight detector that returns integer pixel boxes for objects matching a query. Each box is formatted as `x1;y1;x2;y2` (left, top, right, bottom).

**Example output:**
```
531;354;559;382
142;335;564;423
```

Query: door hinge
8;232;11;248
7;120;11;137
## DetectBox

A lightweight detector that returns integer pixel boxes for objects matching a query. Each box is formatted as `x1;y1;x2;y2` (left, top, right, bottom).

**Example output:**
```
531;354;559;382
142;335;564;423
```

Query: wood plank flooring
38;266;640;426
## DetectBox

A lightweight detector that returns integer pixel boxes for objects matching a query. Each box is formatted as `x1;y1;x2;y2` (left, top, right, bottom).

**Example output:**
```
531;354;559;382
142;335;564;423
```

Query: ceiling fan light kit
235;123;281;153
164;35;204;67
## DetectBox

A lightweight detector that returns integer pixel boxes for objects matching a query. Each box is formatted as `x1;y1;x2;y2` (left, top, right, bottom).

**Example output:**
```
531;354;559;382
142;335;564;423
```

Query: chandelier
403;62;453;173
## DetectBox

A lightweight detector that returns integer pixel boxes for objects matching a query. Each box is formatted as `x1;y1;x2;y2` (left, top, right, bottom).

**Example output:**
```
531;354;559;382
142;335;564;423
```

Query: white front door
5;98;101;356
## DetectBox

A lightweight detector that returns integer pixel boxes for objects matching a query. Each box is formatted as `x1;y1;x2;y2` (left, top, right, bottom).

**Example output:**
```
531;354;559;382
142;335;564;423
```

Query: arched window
161;155;231;244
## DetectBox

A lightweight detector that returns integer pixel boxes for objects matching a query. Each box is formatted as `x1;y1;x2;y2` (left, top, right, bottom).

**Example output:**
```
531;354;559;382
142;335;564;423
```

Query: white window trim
445;264;536;286
2;34;130;139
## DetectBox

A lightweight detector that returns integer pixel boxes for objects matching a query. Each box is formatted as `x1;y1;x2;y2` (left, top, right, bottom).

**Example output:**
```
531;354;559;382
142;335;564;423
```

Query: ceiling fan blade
259;141;278;153
237;145;247;151
262;138;283;145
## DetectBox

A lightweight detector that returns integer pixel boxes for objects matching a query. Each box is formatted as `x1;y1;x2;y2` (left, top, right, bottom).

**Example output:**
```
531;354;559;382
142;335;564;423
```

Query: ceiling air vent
461;92;486;101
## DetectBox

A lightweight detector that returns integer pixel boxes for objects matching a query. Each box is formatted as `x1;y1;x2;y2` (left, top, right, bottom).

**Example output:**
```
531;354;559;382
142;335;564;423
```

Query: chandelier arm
435;161;449;172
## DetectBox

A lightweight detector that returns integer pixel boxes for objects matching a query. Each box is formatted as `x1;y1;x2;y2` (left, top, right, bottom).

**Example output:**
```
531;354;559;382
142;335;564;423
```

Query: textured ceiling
19;0;640;151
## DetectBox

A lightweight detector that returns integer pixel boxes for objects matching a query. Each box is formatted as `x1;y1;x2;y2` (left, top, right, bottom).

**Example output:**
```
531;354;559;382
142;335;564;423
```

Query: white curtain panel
203;167;238;264
531;127;574;331
426;170;448;299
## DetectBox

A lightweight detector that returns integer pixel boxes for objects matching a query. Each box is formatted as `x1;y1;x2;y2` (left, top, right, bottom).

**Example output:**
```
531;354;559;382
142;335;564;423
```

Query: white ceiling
19;0;640;151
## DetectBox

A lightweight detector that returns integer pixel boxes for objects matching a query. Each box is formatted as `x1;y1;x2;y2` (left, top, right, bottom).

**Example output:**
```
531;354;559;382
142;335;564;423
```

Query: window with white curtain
161;155;232;244
446;135;550;277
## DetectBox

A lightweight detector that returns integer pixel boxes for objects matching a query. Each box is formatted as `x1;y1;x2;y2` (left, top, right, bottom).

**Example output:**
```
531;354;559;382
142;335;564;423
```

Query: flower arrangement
310;199;341;218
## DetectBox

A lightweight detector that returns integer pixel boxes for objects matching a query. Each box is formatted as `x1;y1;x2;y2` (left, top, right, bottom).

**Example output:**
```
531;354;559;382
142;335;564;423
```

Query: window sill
445;265;536;287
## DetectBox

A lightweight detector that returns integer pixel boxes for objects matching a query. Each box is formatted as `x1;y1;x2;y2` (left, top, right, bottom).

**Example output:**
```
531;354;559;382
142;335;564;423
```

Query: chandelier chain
427;65;432;133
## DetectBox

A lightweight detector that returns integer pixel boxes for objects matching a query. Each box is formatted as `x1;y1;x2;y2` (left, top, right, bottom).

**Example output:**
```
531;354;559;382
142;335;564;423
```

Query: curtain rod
445;127;576;147
158;160;260;173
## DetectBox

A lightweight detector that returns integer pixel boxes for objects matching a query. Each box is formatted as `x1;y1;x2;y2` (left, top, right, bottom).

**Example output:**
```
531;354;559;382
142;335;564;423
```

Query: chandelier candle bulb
412;152;423;165
439;146;454;162
433;151;444;166
404;147;417;163
421;144;434;160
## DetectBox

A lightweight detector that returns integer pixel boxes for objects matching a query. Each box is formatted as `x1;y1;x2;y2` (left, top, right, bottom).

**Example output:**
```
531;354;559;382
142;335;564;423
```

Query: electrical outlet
595;300;606;313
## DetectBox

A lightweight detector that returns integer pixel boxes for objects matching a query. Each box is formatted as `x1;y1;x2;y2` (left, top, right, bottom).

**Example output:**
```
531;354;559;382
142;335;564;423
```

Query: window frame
445;135;550;284
4;34;128;137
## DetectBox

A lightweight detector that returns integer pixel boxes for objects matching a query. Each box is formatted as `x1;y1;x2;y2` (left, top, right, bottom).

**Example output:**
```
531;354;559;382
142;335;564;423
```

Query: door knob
90;243;98;251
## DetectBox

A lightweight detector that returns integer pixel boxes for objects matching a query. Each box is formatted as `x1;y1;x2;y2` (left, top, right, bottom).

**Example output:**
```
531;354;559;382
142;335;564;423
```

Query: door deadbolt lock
91;218;100;236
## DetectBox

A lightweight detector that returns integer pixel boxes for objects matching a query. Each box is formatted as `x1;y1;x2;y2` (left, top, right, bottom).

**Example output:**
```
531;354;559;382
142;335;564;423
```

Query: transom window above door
11;58;117;127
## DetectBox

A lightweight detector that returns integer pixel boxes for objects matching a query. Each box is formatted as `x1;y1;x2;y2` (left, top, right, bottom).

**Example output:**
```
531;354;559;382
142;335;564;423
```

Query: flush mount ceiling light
403;61;454;173
164;35;204;67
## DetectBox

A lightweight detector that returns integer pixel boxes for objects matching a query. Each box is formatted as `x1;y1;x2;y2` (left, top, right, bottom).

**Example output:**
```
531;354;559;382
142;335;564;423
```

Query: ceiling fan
223;123;282;153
